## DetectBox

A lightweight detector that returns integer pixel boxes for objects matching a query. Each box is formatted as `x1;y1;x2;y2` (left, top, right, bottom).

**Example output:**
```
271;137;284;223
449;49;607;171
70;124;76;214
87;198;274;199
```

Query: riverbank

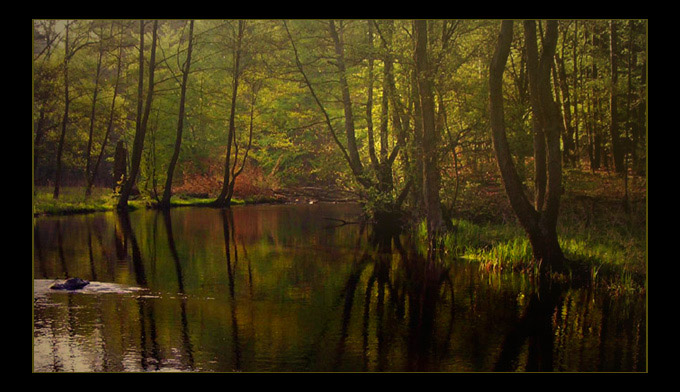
33;184;360;217
432;168;647;293
33;170;646;292
32;186;282;217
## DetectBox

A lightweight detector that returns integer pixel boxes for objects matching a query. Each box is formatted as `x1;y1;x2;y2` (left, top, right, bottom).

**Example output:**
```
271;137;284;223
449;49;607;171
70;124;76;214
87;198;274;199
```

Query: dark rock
50;277;90;291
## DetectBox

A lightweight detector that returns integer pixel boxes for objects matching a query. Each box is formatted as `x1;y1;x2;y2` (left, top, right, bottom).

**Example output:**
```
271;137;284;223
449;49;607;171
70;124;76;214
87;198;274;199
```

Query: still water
33;203;645;372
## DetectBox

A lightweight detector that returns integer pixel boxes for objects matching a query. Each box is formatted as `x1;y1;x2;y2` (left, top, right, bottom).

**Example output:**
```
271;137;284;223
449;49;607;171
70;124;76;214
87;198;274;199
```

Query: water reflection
33;204;645;372
494;280;561;371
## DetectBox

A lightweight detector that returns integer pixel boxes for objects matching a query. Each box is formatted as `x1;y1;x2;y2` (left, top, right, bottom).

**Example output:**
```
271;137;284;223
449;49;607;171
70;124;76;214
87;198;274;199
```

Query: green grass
414;215;645;293
34;186;120;215
32;186;250;216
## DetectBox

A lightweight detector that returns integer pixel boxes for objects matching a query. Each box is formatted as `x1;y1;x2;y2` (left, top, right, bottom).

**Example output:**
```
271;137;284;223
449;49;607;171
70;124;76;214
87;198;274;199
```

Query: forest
33;19;647;286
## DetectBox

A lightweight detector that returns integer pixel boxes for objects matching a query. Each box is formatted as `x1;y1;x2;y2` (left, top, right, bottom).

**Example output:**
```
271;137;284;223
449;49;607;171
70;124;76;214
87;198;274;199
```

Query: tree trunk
53;21;70;199
489;20;565;274
85;26;104;186
365;20;379;172
160;20;194;208
329;20;364;178
414;20;444;239
572;21;580;166
555;52;575;166
524;21;547;211
214;20;244;207
609;20;624;174
86;23;124;196
118;20;158;209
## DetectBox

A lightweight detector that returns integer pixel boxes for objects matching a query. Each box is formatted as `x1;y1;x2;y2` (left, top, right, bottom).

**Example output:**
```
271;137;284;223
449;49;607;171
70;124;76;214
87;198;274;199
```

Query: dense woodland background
32;19;647;228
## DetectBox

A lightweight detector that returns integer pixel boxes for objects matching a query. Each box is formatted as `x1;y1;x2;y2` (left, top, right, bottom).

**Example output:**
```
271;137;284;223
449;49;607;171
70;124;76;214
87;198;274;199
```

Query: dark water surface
33;203;645;372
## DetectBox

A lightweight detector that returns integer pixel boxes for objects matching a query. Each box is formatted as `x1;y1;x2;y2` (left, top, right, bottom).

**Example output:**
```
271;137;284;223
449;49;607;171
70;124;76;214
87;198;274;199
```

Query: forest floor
33;168;646;292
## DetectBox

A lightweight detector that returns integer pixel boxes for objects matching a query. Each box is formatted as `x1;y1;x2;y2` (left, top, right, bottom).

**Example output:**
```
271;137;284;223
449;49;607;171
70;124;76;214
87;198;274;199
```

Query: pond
32;203;646;372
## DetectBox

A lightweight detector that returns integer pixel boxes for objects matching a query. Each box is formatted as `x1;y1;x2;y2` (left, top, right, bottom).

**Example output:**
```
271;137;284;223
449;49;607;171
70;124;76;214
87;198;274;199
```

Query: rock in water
50;278;90;291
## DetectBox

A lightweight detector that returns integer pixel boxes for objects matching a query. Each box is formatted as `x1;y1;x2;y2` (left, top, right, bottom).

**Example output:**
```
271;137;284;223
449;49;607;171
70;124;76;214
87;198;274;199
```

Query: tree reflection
117;210;159;370
116;210;147;286
221;208;242;371
494;279;563;372
161;209;195;370
33;206;645;372
333;225;456;372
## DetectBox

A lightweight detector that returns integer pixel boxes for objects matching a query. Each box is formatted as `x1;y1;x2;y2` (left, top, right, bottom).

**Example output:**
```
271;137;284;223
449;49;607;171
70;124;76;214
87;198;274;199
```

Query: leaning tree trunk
489;20;566;274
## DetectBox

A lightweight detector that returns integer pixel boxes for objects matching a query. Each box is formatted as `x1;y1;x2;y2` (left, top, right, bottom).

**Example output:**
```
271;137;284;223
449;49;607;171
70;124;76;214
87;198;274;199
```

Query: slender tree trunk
53;21;70;199
555;52;575;166
329;20;364;177
410;63;424;212
85;26;104;185
610;20;624;174
377;20;395;195
118;20;158;209
572;21;580;166
160;20;194;208
366;20;379;172
86;24;124;196
524;21;547;211
414;20;444;239
226;80;258;204
283;21;370;190
214;20;244;207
